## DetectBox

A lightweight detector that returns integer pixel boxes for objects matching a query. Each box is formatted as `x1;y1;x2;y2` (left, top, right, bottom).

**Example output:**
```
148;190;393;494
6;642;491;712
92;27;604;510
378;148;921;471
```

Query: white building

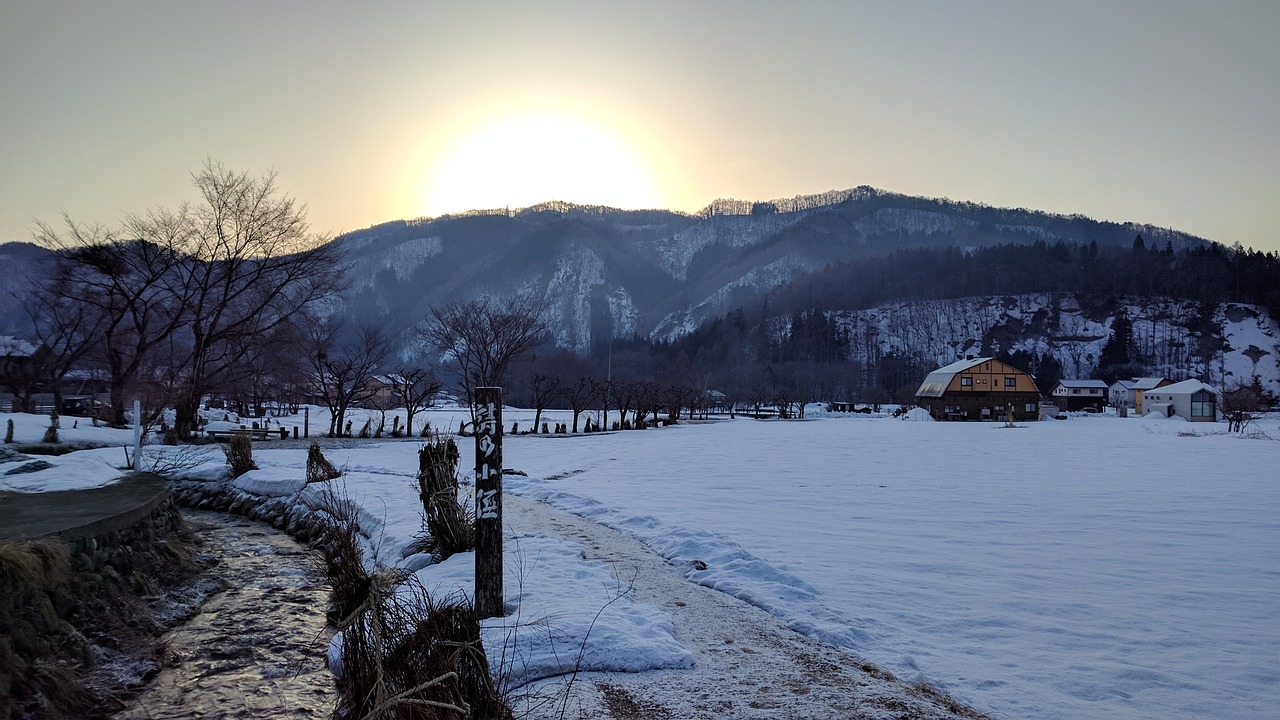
1108;379;1135;409
1141;379;1221;422
1052;379;1108;411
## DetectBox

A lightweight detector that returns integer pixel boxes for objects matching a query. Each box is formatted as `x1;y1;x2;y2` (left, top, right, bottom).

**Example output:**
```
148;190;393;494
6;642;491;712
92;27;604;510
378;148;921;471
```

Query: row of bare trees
28;160;345;435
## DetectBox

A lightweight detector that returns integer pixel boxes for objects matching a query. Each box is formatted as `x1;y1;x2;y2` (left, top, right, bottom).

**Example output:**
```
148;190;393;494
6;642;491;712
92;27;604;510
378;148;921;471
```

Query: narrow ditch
115;510;336;719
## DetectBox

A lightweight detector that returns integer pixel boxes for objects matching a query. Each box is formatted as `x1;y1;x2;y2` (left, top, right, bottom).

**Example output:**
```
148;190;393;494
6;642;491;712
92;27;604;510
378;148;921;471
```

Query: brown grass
314;482;510;720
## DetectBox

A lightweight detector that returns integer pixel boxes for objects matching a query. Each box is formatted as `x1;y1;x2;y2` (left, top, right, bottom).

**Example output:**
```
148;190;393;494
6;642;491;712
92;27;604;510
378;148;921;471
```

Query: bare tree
386;366;443;437
590;375;615;430
31;161;343;433
35;218;187;426
528;369;561;433
306;320;392;436
159;161;346;437
1221;382;1260;433
560;375;598;433
613;379;640;428
24;280;108;413
421;292;549;408
636;380;672;428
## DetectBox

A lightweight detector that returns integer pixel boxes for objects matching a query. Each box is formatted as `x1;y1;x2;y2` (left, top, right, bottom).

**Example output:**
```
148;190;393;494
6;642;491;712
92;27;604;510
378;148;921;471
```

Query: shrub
415;437;474;561
306;442;342;485
41;410;60;444
222;433;257;477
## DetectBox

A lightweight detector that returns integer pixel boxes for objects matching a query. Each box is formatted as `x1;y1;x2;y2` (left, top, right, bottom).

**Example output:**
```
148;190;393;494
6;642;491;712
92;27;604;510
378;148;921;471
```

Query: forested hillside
605;240;1280;407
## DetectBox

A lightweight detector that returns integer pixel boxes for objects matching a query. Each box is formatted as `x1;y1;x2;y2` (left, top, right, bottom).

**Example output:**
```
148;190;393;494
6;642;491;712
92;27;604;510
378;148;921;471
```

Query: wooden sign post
474;386;503;618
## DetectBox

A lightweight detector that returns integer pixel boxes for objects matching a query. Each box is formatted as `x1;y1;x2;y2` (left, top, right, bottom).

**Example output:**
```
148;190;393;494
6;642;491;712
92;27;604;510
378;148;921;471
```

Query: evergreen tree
1095;308;1143;384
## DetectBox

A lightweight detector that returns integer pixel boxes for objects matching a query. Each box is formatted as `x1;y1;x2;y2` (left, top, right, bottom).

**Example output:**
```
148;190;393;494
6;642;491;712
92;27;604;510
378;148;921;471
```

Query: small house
1141;379;1220;422
1052;379;1108;412
1107;379;1136;410
915;357;1040;421
1130;377;1174;415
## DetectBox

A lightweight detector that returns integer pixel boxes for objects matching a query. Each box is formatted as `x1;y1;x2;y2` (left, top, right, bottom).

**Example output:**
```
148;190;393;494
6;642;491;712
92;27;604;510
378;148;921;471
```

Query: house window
1025;403;1037;413
1191;390;1215;418
1005;377;1016;387
961;376;973;386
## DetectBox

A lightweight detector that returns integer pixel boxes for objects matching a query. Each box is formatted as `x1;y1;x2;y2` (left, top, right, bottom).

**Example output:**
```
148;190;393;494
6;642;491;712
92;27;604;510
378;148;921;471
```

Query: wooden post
474;387;503;618
303;406;310;438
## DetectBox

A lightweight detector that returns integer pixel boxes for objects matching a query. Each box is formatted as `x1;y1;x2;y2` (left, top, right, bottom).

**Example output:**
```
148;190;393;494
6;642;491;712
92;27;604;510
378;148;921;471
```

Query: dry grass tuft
222;433;257;477
316;482;510;719
413;437;474;561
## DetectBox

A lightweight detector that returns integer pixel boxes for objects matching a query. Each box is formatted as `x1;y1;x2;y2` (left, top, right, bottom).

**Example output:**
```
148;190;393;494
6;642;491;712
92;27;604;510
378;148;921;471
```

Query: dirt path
503;494;986;720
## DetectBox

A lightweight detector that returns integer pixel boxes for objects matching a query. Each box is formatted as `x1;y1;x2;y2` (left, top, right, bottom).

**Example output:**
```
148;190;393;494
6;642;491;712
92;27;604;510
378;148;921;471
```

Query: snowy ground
5;407;1278;719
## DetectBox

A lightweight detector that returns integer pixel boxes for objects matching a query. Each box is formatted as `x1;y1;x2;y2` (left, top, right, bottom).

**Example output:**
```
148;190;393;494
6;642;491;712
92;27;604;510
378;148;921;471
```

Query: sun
425;112;664;215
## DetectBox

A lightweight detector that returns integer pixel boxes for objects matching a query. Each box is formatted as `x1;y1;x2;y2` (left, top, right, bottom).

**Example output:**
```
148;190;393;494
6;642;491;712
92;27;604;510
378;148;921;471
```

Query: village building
1130;377;1174;415
1141;379;1221;422
914;357;1041;421
1107;379;1136;410
1051;379;1108;412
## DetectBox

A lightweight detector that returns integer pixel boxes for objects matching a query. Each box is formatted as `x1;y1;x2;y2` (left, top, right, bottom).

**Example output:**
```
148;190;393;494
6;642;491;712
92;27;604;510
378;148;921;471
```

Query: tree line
26;161;346;436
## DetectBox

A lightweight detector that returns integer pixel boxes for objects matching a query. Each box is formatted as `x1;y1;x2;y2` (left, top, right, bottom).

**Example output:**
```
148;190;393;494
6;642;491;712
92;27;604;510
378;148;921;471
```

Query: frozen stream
116;511;336;719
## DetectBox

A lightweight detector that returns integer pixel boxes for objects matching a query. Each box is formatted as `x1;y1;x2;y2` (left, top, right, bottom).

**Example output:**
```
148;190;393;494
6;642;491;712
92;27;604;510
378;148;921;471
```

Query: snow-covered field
5;408;1278;719
501;414;1280;719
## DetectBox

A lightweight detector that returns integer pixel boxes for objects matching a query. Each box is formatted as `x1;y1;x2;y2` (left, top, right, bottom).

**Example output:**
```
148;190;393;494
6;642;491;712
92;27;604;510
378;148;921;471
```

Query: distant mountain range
329;186;1213;355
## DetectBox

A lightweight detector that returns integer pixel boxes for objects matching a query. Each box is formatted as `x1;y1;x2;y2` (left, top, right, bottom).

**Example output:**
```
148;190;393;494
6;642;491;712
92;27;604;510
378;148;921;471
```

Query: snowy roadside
159;434;986;719
503;492;986;720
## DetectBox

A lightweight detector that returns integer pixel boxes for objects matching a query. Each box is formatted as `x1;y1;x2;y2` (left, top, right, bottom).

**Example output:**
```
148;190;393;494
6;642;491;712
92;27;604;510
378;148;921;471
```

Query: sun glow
425;112;665;216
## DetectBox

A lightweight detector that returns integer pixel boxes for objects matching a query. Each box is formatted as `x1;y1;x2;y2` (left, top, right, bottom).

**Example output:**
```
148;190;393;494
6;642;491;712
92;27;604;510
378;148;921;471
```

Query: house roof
915;357;992;398
1109;379;1135;391
1131;377;1168;391
1057;379;1108;389
1148;379;1217;396
0;336;37;357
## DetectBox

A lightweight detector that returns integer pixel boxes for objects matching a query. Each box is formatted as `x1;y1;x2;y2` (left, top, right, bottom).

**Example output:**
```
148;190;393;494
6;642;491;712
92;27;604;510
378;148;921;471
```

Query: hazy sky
3;1;1277;250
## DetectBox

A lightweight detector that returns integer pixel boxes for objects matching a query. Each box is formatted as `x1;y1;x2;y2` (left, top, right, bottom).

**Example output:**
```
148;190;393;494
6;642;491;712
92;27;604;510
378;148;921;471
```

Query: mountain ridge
328;186;1217;356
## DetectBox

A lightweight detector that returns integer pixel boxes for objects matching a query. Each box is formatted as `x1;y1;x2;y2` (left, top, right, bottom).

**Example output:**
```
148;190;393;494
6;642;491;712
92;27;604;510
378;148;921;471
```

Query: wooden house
1051;379;1108;412
915;357;1040;421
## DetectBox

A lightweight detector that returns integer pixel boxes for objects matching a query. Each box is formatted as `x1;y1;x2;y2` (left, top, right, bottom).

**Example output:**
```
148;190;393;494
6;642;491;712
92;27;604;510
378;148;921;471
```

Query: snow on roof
1149;379;1217;395
1109;379;1135;390
0;336;37;357
1058;379;1108;389
1131;377;1168;390
915;357;992;398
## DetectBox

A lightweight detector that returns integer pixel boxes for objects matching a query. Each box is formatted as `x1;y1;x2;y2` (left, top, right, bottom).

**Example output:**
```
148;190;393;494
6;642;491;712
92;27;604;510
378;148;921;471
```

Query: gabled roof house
1141;379;1221;422
915;357;1040;421
1052;379;1108;412
1130;377;1174;415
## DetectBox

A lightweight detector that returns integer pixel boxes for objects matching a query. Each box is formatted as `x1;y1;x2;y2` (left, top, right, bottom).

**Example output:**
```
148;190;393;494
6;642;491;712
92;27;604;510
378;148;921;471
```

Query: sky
2;1;1277;251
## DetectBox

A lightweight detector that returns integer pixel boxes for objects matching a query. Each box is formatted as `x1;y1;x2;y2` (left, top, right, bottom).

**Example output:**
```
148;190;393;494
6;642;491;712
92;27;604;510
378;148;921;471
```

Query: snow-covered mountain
330;187;1213;354
8;186;1269;390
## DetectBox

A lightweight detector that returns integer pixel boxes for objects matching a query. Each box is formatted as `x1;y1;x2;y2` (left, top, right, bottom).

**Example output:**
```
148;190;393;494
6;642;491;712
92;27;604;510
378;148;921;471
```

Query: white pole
132;399;143;470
